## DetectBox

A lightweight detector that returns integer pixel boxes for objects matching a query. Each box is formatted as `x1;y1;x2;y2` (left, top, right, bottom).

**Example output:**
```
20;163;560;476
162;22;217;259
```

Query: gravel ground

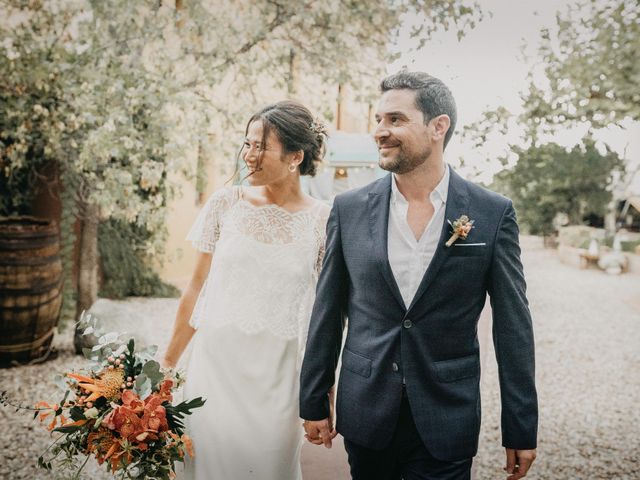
475;242;640;479
1;242;639;479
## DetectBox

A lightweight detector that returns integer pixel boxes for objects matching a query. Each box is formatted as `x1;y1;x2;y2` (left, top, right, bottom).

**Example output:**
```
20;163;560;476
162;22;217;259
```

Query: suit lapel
406;167;470;313
368;175;406;311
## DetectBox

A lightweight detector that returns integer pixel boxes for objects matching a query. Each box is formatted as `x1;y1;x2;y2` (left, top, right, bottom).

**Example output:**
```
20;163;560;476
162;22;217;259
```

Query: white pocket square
453;242;486;247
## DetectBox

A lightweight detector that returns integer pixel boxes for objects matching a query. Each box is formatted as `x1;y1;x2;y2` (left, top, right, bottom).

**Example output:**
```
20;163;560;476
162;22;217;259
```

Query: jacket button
392;362;399;372
403;319;413;329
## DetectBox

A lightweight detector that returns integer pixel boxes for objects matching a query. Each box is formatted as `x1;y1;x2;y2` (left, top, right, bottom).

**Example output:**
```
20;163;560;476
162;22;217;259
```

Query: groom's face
374;89;432;174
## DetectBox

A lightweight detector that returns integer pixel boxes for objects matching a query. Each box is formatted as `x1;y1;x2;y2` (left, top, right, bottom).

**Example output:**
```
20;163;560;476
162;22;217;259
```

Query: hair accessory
309;118;328;136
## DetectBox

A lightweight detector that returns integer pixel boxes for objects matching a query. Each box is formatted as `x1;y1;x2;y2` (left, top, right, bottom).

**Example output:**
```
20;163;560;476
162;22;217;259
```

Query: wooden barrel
0;216;63;366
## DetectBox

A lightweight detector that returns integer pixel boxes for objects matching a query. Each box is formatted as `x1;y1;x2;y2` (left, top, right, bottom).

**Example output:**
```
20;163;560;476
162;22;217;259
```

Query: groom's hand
303;418;337;449
504;448;536;479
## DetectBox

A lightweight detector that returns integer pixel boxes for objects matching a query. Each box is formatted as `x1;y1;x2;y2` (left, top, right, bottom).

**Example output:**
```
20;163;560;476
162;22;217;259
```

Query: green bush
621;240;640;253
98;219;180;299
492;139;625;236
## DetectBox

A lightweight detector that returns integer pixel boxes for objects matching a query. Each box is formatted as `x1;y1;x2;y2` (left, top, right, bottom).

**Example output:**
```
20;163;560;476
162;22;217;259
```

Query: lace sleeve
314;204;330;274
186;187;237;253
315;242;326;275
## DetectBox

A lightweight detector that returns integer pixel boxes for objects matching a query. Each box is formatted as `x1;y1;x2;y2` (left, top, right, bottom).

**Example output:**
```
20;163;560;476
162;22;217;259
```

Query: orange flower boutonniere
445;215;474;247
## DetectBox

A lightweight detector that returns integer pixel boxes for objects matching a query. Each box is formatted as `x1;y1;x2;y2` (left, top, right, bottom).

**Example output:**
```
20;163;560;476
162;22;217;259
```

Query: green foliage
98;219;180;299
1;0;482;320
621;240;640;253
493;139;625;235
32;312;204;479
1;0;484;220
522;0;639;132
59;171;80;325
165;397;207;437
0;1;84;214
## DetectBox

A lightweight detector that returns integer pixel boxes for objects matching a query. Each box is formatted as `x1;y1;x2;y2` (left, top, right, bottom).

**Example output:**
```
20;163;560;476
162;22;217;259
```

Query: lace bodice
186;187;329;364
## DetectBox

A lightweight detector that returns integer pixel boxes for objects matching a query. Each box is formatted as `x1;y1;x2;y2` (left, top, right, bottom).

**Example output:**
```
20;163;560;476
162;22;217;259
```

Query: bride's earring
288;164;297;173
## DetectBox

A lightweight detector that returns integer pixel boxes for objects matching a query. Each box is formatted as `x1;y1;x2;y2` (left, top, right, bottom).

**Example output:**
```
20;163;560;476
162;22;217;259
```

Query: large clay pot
0;216;63;366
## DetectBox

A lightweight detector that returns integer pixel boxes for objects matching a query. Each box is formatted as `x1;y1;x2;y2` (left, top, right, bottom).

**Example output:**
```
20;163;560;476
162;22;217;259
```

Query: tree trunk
336;83;343;130
73;202;99;353
287;48;299;96
605;200;618;233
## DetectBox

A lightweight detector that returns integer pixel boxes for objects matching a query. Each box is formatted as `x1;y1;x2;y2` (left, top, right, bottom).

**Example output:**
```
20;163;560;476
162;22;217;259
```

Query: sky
387;0;639;192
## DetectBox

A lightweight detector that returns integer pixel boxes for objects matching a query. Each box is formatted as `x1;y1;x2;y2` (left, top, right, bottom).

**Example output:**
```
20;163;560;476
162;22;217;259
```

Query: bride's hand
160;354;177;370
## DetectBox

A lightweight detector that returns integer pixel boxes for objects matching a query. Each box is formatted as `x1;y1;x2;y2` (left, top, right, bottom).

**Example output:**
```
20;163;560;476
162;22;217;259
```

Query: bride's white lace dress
182;186;328;480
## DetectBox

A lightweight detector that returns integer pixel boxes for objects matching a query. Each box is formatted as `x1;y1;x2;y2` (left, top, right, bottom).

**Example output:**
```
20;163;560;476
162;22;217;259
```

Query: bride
162;100;334;479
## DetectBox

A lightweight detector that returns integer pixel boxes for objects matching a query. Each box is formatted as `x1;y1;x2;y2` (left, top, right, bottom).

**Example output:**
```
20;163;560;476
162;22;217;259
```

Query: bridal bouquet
28;313;204;479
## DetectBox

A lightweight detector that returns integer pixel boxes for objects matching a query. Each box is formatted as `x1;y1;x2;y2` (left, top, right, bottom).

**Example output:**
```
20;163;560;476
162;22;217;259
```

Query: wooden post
336;83;343;130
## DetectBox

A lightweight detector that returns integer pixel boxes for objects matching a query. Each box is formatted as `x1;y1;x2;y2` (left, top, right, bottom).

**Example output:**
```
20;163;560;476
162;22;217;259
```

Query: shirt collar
391;164;450;205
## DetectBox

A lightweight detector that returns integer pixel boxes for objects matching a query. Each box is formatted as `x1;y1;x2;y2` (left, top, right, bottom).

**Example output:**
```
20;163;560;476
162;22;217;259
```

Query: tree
522;0;639;132
492;138;625;236
1;0;484;342
459;0;637;229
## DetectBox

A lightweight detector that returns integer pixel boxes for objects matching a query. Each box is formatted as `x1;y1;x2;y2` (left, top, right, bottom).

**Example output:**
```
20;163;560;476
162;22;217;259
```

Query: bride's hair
242;100;328;177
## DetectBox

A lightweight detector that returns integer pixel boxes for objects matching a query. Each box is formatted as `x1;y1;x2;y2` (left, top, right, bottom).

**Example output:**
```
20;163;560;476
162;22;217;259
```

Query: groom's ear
431;114;451;144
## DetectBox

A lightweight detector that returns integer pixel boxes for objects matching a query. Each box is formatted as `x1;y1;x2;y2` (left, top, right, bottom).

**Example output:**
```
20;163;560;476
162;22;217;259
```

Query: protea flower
68;368;125;402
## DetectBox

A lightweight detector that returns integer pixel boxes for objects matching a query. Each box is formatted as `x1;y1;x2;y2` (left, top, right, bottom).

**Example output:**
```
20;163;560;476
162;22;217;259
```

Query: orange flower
103;390;168;444
121;389;144;413
65;418;89;428
87;427;118;464
141;393;169;434
34;401;68;431
86;427;135;472
108;444;133;473
104;404;143;441
68;368;124;402
182;434;194;458
157;379;173;403
445;215;475;247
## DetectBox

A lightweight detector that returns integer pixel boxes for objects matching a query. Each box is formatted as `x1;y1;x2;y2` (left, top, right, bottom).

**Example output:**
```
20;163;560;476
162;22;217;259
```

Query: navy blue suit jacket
299;168;538;462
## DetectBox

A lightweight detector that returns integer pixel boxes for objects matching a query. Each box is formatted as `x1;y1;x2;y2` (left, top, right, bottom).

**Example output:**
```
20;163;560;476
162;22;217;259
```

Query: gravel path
475;242;640;479
1;242;639;479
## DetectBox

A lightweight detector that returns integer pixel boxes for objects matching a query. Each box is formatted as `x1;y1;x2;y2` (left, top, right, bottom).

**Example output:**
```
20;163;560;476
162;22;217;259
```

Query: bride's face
242;120;295;186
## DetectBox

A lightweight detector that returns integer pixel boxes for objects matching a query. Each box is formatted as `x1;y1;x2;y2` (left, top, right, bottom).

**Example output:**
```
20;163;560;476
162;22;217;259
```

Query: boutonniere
445;215;474;247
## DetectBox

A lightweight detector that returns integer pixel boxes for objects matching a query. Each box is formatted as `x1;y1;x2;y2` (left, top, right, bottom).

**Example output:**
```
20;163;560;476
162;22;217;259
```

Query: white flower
84;407;99;419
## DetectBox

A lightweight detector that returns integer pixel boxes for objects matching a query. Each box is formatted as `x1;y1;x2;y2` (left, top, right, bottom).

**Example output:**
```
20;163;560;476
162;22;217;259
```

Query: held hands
504;448;536;479
303;387;337;449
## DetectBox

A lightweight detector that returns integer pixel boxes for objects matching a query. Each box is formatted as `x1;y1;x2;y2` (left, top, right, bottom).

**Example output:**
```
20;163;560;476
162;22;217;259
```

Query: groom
300;71;537;479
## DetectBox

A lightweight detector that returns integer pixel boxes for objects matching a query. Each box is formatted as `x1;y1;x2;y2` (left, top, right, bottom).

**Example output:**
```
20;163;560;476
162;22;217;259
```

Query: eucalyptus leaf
142;360;163;388
134;374;152;399
99;332;119;345
112;344;127;357
53;374;67;392
81;348;95;359
94;414;104;429
137;344;159;362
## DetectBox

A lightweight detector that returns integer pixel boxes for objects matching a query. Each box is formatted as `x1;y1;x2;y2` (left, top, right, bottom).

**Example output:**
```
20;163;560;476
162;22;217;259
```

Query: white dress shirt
388;165;450;308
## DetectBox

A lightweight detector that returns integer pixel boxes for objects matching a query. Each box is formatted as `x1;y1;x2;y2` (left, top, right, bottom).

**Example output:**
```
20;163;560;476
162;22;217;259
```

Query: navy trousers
343;389;473;480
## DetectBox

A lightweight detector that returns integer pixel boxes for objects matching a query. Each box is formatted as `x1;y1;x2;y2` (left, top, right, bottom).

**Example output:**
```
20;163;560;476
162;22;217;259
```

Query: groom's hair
380;71;457;149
